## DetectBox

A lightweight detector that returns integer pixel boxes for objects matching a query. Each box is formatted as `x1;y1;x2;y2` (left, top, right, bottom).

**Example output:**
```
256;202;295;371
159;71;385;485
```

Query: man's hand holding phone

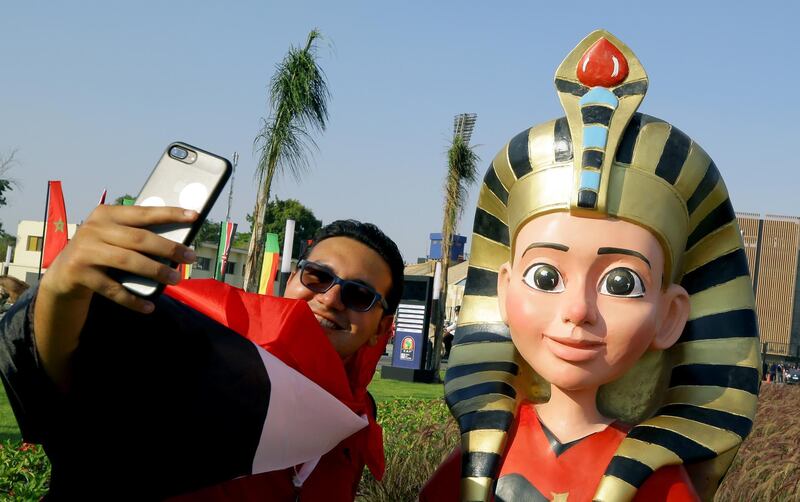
35;205;199;389
32;142;231;390
40;205;199;313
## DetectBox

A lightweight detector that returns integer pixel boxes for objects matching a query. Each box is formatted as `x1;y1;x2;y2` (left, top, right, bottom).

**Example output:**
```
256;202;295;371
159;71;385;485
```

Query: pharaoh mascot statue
422;30;760;501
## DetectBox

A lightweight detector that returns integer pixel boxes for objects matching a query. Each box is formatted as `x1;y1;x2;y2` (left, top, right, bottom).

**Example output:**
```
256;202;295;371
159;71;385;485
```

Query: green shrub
0;441;51;500
358;399;458;502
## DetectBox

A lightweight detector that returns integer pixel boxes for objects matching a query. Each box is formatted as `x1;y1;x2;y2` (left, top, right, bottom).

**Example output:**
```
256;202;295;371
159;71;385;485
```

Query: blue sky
1;1;798;261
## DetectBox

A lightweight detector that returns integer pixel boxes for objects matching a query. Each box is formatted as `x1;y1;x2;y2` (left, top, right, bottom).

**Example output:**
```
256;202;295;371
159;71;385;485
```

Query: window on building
26;236;43;252
195;256;211;271
225;262;236;275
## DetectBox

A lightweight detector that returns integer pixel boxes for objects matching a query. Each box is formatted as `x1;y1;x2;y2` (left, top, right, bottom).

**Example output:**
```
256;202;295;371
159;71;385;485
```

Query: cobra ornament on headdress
445;30;760;501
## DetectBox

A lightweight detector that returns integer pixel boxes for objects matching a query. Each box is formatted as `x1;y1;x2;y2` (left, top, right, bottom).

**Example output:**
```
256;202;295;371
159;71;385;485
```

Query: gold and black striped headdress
445;30;760;501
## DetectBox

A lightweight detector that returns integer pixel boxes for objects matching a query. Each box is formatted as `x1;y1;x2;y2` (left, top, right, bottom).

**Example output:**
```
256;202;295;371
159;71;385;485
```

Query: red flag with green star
42;180;68;268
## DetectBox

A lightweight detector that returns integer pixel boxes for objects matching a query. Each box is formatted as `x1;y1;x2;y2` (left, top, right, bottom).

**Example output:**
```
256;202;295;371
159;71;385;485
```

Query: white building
5;220;251;288
6;220;78;285
190;241;247;287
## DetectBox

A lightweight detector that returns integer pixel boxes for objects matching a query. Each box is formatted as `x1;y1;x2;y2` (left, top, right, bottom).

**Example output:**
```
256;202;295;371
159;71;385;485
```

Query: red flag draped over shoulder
42;180;68;269
165;279;387;479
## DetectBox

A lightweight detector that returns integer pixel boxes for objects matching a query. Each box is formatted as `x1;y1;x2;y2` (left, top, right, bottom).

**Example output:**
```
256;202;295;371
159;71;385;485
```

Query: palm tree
0;150;19;242
0;150;18;210
243;29;330;292
432;117;479;371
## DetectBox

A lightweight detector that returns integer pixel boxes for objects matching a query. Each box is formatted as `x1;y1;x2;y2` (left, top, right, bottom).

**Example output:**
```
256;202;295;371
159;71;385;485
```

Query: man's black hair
300;219;404;314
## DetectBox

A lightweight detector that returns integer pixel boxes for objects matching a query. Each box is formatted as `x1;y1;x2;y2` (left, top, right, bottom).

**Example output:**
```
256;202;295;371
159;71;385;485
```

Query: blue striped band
583;126;608;149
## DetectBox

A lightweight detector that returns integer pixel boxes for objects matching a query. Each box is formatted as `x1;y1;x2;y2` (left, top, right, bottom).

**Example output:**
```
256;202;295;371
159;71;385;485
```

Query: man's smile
313;312;348;331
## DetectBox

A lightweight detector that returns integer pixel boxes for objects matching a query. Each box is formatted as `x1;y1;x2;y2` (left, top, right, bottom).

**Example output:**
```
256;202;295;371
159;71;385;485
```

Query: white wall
7;223;257;291
7;220;78;284
189;241;247;288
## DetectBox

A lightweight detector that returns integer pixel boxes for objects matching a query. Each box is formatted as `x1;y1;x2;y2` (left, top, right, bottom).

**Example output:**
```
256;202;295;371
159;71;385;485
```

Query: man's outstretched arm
32;204;198;390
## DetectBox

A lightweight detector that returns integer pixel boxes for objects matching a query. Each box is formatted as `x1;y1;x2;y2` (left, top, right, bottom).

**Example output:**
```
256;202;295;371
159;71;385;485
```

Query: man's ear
497;262;512;324
651;283;690;350
371;314;394;347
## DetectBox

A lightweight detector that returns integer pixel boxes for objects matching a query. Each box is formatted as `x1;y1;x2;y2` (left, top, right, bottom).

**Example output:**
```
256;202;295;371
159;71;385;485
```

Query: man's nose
317;283;346;310
561;282;598;326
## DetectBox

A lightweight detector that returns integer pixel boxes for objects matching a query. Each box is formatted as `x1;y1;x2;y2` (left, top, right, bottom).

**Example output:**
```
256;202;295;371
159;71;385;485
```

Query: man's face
498;212;688;391
283;236;393;361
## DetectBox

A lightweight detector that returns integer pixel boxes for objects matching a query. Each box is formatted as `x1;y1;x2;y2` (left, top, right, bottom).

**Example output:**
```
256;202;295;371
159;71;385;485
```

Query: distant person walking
442;305;460;360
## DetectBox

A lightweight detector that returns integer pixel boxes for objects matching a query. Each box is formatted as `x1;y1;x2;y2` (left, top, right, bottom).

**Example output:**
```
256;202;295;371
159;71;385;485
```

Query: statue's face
498;212;689;392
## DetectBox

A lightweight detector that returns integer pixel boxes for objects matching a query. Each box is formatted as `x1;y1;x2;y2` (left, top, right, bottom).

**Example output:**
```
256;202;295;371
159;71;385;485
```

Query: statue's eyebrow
597;247;651;269
522;242;569;258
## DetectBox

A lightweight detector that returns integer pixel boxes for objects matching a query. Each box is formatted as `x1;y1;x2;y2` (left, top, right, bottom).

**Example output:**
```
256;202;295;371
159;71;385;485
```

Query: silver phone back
120;144;229;297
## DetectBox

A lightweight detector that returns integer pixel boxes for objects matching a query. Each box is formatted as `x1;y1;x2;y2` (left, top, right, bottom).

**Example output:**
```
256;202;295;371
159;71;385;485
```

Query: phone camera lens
170;146;189;160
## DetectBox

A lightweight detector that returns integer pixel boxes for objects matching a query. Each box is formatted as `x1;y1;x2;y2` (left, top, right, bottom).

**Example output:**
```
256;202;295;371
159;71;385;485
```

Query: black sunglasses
297;259;389;312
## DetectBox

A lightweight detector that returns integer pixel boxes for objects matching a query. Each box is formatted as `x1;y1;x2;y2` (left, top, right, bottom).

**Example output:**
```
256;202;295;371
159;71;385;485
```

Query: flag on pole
177;262;192;280
214;221;237;281
98;188;108;206
42;181;69;269
162;280;385;488
258;233;281;295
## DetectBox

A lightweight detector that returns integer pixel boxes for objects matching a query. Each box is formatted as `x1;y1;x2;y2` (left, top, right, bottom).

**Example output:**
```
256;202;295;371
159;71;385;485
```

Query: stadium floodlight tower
453;113;477;144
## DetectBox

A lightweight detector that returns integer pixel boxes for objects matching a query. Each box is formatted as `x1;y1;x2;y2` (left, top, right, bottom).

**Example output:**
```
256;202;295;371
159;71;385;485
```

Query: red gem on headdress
577;38;629;87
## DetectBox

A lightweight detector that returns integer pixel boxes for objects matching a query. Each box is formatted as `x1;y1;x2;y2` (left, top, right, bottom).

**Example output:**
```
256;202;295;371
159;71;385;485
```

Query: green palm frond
269;29;329;135
443;134;480;228
255;28;329;184
253;118;317;184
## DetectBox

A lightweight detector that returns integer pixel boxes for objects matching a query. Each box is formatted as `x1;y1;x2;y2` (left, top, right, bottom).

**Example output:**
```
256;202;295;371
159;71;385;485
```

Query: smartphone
117;142;232;298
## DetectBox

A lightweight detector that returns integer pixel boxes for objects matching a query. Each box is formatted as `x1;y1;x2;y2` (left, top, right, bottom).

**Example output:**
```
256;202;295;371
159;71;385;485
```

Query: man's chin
319;327;351;361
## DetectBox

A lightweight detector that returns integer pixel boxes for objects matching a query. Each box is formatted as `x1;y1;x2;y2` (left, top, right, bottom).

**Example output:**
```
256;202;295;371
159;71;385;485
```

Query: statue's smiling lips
543;334;604;363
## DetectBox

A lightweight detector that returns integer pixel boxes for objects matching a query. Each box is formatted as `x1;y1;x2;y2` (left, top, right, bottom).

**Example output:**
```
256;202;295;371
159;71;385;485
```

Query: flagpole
37;181;51;280
218;152;237;283
215;222;225;281
226;152;237;223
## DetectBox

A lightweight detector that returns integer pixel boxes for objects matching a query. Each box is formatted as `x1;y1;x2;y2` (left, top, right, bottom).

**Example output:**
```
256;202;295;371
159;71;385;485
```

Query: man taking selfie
0;205;404;501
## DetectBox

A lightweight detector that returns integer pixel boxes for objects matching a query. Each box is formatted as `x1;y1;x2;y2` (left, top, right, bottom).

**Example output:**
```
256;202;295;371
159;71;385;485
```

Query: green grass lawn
0;387;21;442
0;370;446;444
367;371;445;402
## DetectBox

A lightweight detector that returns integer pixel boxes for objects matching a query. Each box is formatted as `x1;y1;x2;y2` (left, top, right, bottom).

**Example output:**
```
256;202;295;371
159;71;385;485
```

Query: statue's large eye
522;263;565;293
599;267;645;298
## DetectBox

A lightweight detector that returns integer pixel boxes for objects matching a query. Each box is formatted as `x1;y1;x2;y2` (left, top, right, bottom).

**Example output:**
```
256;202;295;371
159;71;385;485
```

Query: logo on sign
400;336;415;361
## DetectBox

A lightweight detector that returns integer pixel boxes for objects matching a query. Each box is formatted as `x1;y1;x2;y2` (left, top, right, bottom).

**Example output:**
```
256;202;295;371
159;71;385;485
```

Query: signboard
399;336;415;361
391;275;433;370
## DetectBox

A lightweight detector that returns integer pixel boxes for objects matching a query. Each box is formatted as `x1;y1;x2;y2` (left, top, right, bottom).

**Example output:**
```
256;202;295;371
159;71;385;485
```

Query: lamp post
453;113;477;143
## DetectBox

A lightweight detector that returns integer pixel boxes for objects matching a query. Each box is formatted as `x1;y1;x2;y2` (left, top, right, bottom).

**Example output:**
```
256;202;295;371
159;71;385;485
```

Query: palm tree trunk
432;174;459;372
432;128;479;373
243;144;280;292
243;187;267;292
